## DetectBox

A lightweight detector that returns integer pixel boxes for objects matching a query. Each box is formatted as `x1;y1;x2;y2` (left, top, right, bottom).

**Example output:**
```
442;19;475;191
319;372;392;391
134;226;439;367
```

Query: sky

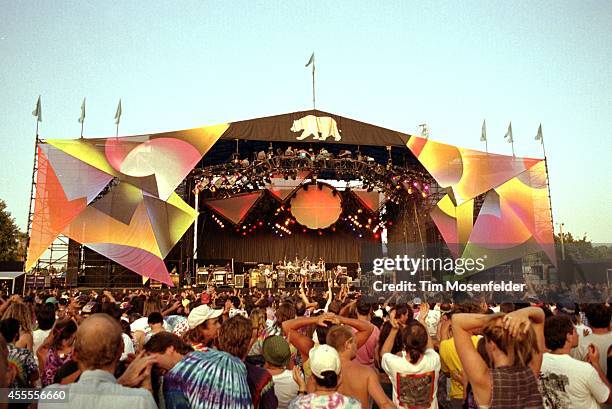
0;1;610;242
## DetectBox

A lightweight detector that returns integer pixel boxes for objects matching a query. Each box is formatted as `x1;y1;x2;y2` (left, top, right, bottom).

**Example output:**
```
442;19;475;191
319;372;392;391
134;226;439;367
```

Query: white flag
480;119;487;142
535;124;543;143
78;98;86;124
305;52;315;68
114;99;122;125
504;122;513;143
32;96;42;122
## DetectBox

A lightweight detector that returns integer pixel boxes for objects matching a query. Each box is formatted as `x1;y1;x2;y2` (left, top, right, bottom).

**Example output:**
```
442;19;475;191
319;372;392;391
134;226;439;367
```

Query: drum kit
244;257;350;286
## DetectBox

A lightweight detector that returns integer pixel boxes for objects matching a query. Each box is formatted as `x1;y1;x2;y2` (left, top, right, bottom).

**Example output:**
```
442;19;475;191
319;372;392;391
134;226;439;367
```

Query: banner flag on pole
32;96;42;122
504;122;513;143
535;123;543;143
78;98;86;124
114;99;122;125
480;120;487;142
305;52;315;67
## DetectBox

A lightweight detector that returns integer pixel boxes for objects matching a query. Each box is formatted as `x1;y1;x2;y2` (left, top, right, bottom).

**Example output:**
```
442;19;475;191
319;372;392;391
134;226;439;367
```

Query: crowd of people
0;282;611;409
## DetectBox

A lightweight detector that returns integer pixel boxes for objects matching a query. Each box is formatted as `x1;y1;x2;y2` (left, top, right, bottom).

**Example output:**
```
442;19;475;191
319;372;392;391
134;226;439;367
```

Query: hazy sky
1;1;610;241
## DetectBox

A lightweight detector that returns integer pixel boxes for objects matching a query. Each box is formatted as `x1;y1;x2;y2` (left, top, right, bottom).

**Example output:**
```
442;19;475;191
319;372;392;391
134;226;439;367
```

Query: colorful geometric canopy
352;190;386;213
204;192;264;225
408;136;556;271
430;194;474;258
407;136;541;205
26;124;228;285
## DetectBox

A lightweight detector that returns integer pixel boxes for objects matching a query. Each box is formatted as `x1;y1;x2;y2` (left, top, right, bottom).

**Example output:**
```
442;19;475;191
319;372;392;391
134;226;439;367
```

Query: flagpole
312;58;316;110
537;125;555;262
79;98;85;139
26;97;41;272
511;140;515;157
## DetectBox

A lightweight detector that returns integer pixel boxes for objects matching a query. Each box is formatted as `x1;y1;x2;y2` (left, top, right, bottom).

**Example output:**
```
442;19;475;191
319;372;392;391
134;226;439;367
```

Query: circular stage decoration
290;183;342;229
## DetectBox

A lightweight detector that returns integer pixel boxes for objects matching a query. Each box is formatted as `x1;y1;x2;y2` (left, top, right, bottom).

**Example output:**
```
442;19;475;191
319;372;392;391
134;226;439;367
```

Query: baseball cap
45;297;58;305
187;304;223;329
262;335;291;368
309;344;341;378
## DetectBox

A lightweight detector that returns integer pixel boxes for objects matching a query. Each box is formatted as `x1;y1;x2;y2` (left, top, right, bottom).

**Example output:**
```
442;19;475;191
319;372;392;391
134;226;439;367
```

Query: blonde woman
452;306;545;409
248;308;268;357
2;302;34;351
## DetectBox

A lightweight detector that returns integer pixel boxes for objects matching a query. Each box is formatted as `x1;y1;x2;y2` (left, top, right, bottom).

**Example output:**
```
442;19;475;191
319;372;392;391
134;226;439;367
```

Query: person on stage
264;266;273;289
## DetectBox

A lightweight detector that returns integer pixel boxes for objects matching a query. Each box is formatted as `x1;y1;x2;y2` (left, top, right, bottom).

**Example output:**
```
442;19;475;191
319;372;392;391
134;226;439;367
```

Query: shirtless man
326;325;394;409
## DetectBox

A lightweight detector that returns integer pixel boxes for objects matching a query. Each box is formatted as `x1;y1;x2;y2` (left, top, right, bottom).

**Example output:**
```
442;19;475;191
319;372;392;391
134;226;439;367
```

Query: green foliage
555;232;612;260
0;199;24;261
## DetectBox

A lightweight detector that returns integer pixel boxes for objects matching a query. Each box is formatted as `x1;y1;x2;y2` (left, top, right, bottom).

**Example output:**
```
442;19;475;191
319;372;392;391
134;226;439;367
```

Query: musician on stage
299;262;309;287
333;264;343;287
264;266;273;289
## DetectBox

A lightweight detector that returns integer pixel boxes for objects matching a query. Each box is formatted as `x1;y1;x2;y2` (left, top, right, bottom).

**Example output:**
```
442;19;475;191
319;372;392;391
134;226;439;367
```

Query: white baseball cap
309;344;341;378
187;304;223;329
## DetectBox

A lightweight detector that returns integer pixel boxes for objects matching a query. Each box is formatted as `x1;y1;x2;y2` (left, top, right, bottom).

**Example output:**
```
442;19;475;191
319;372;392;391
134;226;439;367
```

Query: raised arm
282;316;318;360
338;315;374;348
451;313;492;396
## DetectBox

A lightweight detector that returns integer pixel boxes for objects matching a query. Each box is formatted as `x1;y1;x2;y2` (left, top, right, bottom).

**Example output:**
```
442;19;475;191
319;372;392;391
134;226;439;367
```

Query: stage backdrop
26;111;555;284
198;227;369;264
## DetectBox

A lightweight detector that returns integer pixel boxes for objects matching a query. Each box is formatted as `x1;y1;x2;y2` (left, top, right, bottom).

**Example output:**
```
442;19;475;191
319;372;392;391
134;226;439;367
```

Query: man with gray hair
39;314;157;409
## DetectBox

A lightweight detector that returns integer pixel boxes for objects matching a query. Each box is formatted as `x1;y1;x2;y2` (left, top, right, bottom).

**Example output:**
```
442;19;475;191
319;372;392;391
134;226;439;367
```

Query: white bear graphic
290;115;342;141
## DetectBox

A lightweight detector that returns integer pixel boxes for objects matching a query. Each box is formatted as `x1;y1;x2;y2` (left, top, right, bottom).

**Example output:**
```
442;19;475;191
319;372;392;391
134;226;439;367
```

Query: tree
0;199;23;261
555;231;612;260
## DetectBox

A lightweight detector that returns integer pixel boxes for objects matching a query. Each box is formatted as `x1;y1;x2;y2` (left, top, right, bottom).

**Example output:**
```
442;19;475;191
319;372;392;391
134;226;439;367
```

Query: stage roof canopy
219;109;410;147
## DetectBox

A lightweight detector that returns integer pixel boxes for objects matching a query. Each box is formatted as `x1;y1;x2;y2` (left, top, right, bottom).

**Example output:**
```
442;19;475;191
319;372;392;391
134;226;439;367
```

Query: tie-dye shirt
288;392;361;409
163;349;253;409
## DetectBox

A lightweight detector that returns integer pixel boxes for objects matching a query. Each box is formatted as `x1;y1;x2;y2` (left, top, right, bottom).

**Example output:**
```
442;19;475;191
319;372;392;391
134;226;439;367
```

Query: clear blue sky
1;1;610;241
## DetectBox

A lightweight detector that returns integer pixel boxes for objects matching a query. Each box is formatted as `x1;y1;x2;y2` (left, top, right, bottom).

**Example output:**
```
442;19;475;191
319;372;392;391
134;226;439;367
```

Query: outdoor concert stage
25;110;556;289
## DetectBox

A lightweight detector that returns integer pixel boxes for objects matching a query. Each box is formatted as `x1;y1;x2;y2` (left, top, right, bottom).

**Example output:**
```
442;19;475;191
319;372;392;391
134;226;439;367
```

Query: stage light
357;209;363;214
424;184;430;191
407;187;413;194
413;181;419;188
421;191;427;198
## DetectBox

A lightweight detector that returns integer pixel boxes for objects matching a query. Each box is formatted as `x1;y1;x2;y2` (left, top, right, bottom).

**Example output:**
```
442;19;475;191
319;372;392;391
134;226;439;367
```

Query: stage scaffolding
25;134;71;287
